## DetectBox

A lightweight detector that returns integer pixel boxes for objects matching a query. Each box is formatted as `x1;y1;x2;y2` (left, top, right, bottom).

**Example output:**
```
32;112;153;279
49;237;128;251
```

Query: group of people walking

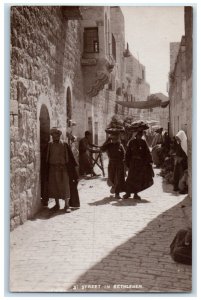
101;119;154;200
41;117;188;213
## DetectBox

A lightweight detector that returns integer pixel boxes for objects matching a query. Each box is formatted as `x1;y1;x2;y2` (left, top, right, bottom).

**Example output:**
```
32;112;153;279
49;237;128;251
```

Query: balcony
82;56;115;97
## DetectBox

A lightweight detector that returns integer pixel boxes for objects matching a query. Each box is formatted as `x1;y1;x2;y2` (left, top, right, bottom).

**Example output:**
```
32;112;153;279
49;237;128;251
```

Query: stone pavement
10;163;192;293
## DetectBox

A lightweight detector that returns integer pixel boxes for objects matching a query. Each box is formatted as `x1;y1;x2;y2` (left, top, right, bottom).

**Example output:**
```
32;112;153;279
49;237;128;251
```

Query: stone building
184;6;193;198
11;6;152;229
142;106;169;131
168;6;193;196
10;6;86;229
125;54;150;102
79;6;127;145
116;52;150;119
169;36;187;136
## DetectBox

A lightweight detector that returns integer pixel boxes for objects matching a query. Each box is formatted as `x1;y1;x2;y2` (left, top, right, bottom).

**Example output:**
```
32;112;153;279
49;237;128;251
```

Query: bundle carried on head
127;120;149;132
105;115;125;134
123;116;133;126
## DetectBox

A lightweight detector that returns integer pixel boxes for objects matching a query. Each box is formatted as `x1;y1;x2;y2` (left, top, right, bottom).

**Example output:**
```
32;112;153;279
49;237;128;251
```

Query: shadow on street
112;198;150;206
31;206;79;220
68;197;192;293
88;196;115;206
88;196;150;207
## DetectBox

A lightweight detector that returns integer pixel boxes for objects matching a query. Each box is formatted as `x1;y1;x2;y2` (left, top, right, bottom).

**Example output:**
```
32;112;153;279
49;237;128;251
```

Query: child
101;132;125;199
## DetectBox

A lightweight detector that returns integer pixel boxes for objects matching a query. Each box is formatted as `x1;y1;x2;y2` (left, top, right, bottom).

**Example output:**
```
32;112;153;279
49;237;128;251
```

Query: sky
121;6;185;96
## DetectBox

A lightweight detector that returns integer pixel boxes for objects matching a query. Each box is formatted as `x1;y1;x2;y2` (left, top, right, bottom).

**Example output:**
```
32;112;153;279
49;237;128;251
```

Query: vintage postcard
9;3;193;294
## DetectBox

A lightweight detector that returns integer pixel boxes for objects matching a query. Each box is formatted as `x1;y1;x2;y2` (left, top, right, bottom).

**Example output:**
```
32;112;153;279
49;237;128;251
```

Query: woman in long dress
101;133;125;199
123;129;154;200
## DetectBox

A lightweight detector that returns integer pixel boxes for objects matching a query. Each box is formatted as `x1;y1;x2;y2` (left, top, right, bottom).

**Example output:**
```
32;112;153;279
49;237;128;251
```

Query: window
112;34;116;61
84;27;99;53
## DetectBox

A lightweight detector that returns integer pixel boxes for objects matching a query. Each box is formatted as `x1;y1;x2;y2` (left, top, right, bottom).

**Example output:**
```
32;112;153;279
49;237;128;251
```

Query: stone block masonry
10;6;151;229
10;6;85;230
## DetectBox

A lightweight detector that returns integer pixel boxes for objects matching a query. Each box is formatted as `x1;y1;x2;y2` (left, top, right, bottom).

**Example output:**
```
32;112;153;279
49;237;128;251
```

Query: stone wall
10;6;84;230
110;6;126;85
170;42;180;73
169;37;187;137
10;5;152;229
184;6;193;198
169;6;193;198
125;55;150;102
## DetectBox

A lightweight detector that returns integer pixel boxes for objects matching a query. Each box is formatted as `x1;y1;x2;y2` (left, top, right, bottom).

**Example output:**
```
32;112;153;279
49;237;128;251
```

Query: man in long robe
46;128;71;213
79;131;98;177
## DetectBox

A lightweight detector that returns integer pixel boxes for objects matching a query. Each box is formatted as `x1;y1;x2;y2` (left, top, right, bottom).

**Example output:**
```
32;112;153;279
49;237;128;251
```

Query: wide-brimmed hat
127;120;149;132
50;127;62;136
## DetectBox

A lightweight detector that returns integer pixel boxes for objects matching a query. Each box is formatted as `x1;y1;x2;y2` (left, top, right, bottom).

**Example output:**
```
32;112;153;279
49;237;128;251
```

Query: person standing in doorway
46;127;71;213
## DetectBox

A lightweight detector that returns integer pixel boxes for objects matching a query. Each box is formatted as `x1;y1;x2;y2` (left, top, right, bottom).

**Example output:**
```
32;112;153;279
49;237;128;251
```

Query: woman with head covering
101;124;125;199
175;130;187;155
123;122;154;200
173;130;188;192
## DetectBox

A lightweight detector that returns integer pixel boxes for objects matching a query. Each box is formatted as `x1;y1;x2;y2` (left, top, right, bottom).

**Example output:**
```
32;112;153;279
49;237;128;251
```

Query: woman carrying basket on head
123;121;154;200
100;119;126;199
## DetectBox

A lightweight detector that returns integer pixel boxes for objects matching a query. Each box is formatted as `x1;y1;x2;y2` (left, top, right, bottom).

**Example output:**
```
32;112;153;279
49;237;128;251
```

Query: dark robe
170;228;192;265
46;141;70;199
46;142;80;207
66;144;80;208
101;140;125;193
79;137;93;175
173;143;188;190
125;138;154;194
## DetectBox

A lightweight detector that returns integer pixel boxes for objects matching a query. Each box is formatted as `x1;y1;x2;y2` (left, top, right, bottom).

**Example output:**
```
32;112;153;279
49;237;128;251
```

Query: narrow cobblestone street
10;161;192;293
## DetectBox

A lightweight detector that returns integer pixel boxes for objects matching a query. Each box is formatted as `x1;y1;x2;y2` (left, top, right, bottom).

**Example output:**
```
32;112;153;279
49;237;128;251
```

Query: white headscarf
176;130;187;155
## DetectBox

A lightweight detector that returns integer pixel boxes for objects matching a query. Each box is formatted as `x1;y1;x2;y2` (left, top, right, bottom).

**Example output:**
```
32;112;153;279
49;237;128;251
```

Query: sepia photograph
8;2;194;294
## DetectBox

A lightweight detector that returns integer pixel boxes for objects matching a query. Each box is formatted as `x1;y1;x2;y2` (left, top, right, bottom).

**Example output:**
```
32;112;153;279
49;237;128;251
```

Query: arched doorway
39;104;50;206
